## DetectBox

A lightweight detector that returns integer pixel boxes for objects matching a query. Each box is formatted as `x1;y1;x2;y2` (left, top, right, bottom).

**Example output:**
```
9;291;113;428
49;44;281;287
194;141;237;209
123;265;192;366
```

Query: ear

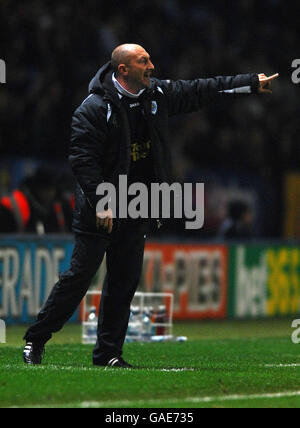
118;64;129;76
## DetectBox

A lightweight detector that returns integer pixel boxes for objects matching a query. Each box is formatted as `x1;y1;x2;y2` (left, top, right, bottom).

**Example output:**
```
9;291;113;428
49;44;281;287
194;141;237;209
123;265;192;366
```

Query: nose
149;60;155;71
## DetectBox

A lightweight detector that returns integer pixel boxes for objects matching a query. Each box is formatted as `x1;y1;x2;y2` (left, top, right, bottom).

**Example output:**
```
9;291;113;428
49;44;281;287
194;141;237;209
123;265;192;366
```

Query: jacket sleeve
69;97;108;210
158;73;259;116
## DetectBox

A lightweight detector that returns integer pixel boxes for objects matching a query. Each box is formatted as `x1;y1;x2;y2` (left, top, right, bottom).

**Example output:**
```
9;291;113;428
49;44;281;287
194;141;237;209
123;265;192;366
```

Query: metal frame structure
82;291;174;345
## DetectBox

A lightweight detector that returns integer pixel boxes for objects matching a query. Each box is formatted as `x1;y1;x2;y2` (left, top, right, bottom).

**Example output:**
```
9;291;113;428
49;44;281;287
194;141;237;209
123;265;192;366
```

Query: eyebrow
139;54;150;61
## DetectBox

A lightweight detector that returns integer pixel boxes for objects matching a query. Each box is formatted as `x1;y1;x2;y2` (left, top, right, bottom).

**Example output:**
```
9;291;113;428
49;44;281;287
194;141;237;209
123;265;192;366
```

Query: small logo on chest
151;101;158;115
130;102;140;108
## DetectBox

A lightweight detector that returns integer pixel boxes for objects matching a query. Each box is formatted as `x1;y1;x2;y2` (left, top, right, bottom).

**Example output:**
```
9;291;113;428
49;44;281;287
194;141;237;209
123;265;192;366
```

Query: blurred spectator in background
0;167;73;234
0;0;298;237
218;200;254;240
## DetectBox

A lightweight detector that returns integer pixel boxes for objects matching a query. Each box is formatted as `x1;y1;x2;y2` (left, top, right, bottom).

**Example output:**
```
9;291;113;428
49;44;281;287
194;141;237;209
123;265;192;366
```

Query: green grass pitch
1;319;300;408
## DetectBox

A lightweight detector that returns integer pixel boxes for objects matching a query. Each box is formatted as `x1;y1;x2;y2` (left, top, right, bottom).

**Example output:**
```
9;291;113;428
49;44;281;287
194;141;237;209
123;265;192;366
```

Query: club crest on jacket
151;101;158;115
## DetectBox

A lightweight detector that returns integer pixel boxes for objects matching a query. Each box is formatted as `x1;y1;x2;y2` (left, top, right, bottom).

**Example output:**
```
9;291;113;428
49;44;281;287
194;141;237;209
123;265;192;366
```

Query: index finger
266;73;279;81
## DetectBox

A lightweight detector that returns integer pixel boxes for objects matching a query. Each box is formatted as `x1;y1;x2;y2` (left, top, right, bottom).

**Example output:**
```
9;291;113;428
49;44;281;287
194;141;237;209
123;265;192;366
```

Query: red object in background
1;190;31;230
144;243;228;320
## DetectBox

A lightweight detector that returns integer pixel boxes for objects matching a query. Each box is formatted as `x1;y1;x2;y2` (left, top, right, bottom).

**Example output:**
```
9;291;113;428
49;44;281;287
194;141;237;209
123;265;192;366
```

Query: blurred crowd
0;167;74;234
0;0;299;237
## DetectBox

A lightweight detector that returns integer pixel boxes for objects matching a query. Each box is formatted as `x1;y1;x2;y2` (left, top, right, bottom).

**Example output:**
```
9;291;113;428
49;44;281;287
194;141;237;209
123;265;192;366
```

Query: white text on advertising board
0;247;65;318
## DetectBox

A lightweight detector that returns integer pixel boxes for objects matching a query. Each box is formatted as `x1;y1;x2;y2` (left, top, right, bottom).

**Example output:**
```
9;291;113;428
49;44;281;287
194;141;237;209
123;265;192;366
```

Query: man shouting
23;44;278;368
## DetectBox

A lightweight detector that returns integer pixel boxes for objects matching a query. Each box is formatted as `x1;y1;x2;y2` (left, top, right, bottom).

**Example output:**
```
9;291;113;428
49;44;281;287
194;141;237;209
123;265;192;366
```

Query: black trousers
24;219;149;364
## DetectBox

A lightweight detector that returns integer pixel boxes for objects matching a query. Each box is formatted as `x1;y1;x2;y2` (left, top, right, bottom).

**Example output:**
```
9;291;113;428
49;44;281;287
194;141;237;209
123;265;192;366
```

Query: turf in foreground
1;320;300;408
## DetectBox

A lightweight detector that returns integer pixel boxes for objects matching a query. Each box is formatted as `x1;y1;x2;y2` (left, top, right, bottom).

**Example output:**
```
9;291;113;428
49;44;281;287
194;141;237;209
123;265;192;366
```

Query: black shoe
95;357;133;368
107;357;133;368
23;342;45;365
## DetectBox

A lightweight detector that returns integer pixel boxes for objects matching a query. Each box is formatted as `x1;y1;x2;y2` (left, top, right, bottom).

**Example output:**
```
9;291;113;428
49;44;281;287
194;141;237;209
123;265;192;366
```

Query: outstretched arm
158;72;279;116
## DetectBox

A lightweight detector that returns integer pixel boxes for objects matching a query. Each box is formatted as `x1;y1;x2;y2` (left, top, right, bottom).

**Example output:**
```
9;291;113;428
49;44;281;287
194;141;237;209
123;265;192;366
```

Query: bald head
111;44;155;93
111;44;146;73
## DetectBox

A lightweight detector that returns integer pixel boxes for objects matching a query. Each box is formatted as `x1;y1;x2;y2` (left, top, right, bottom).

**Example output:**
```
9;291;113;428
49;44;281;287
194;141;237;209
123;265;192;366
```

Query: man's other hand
96;209;113;234
258;73;279;94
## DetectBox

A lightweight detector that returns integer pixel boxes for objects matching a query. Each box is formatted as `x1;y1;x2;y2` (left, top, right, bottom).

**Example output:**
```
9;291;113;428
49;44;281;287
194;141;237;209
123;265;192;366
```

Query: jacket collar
88;61;156;108
112;73;146;99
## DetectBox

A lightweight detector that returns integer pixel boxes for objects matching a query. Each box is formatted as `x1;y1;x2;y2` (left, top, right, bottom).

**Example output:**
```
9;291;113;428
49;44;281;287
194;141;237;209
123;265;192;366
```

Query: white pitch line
265;364;300;368
4;364;195;373
7;363;300;372
6;363;300;372
8;391;300;408
79;391;300;407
